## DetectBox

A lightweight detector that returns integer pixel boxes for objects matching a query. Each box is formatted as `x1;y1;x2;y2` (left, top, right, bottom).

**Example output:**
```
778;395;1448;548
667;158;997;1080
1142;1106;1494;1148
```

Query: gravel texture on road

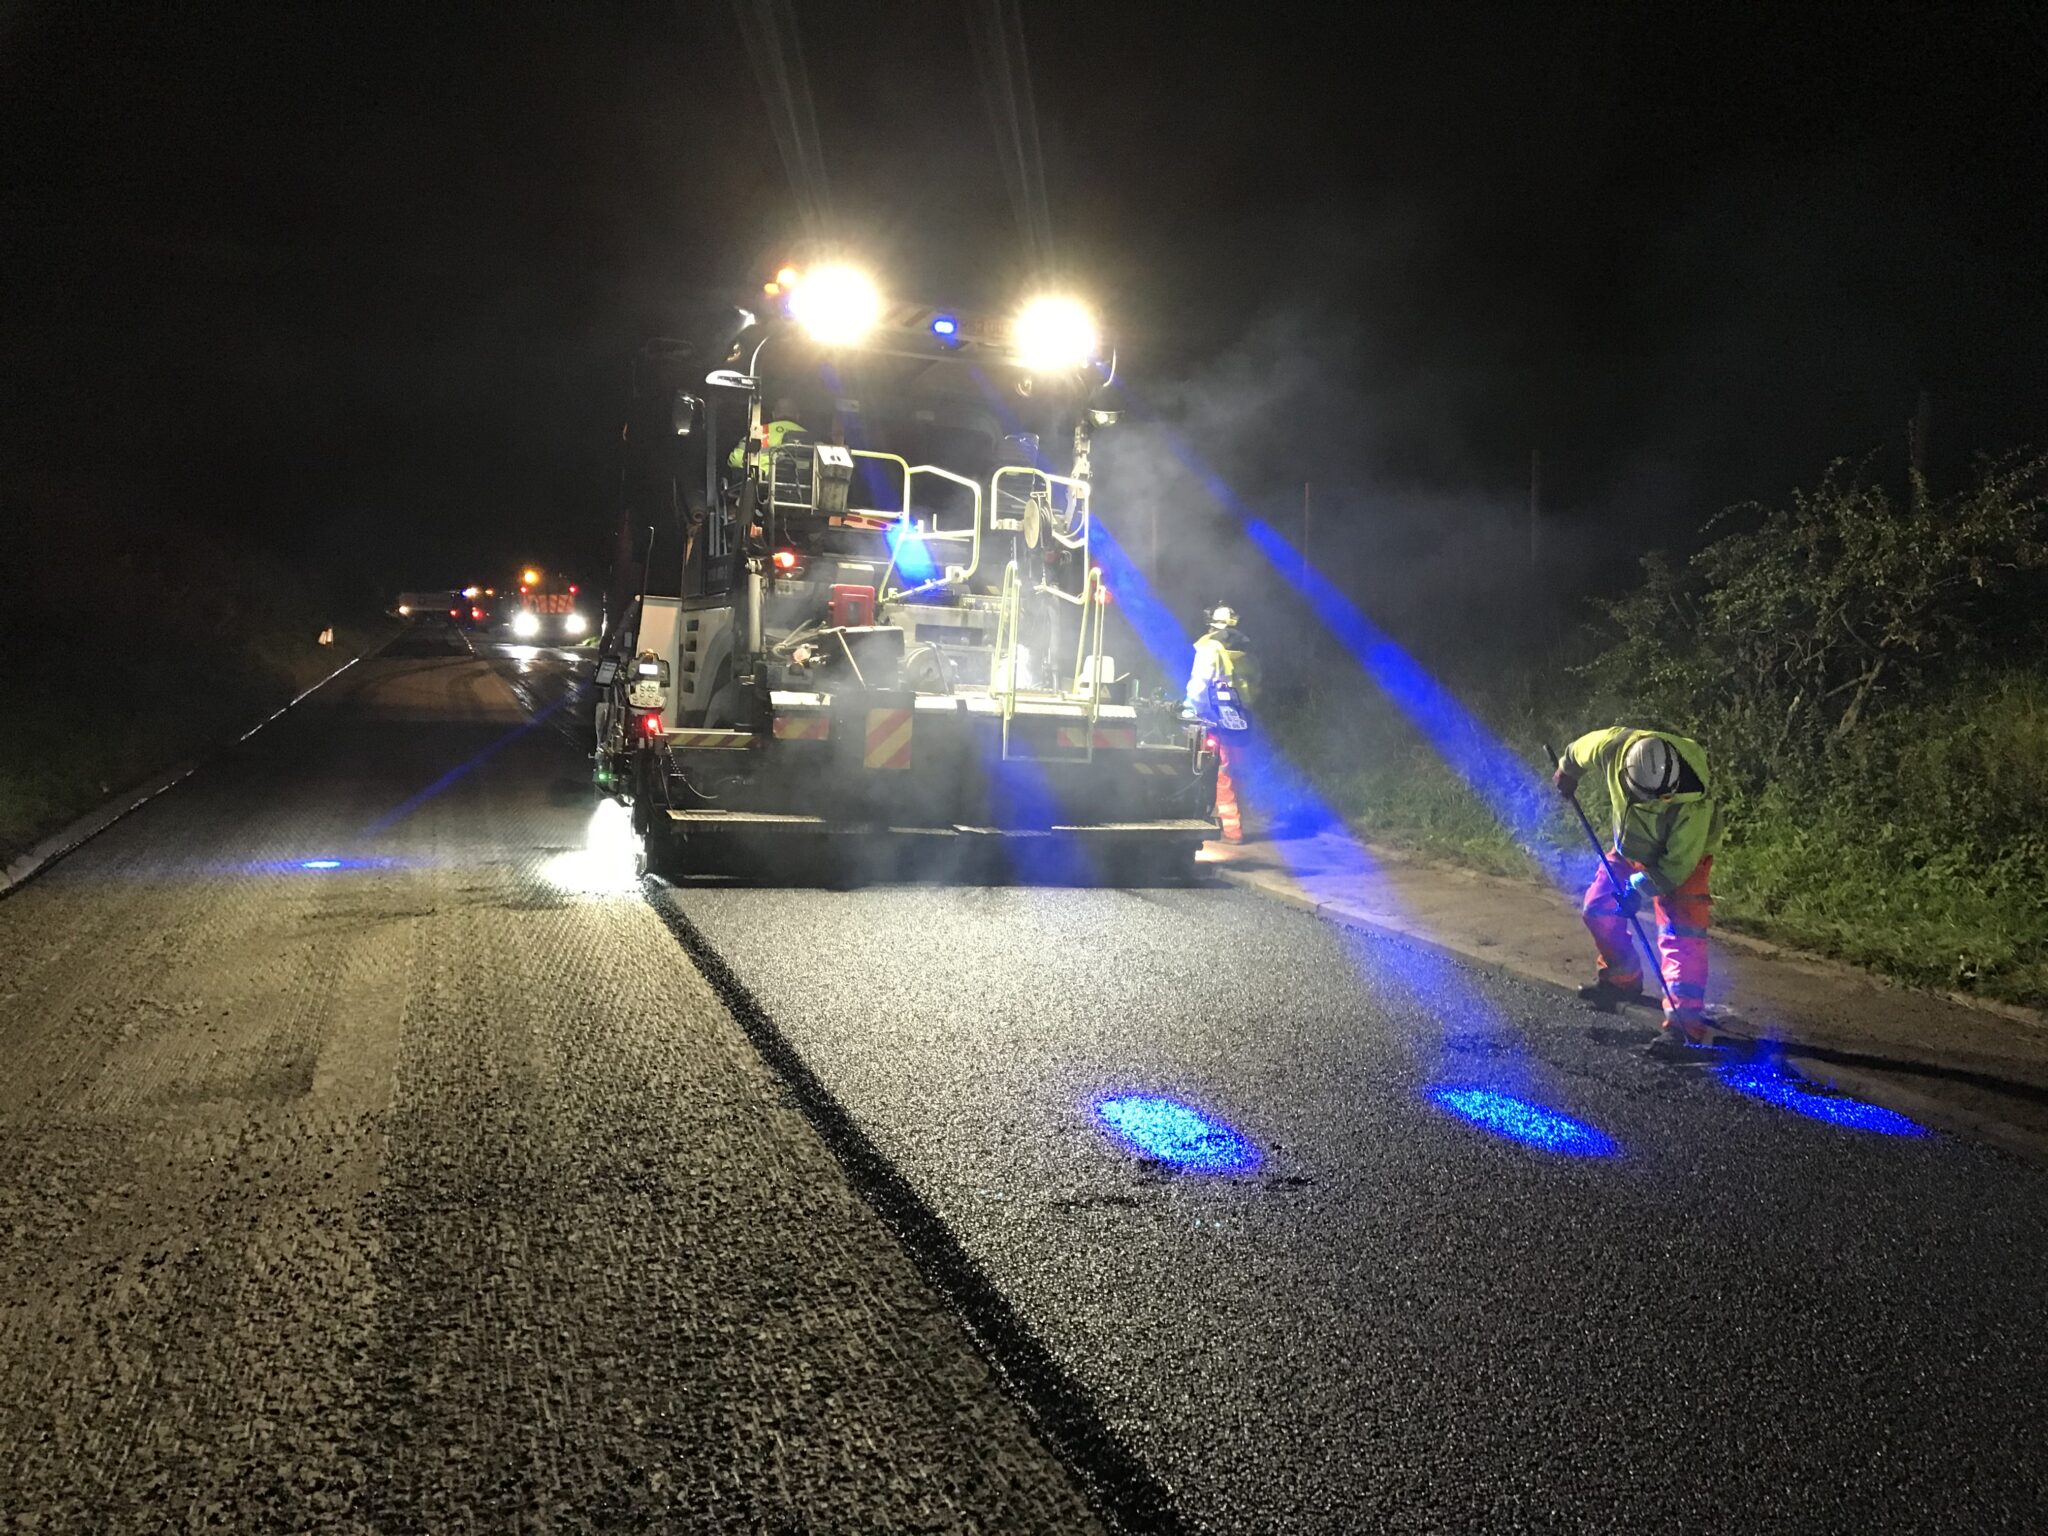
0;634;1104;1534
667;880;2048;1534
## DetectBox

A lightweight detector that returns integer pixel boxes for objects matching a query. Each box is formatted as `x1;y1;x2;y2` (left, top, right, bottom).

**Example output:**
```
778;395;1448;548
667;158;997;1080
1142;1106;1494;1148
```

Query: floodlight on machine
788;263;882;346
1013;295;1098;371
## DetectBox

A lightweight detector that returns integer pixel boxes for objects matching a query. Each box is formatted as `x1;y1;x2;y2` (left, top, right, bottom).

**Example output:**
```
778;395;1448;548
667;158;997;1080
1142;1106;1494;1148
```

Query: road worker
1553;727;1725;1048
726;397;811;470
1185;605;1258;843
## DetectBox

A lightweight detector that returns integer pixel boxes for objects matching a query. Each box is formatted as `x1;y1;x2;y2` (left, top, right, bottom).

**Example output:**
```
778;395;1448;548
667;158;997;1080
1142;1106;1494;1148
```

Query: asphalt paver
0;633;1104;1533
666;880;2048;1533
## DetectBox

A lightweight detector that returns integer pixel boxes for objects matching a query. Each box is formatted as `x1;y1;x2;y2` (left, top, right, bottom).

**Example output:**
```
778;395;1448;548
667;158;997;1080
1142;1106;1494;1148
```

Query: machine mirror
705;368;758;391
672;391;703;437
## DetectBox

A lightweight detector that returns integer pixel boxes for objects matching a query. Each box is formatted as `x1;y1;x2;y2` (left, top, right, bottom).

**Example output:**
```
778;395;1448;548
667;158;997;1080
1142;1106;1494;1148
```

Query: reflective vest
726;419;808;469
1186;628;1257;726
1561;726;1725;894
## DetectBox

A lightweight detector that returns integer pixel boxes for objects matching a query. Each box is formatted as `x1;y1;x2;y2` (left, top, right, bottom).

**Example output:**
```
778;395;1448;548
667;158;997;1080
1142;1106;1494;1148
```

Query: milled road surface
5;628;2047;1534
0;631;1104;1534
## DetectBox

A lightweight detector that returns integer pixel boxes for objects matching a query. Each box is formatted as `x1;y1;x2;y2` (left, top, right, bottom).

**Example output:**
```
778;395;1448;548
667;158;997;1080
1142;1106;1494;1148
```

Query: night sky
7;2;2046;610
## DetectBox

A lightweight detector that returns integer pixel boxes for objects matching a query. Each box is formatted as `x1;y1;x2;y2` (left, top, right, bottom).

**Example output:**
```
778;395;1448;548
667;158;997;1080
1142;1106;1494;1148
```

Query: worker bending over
1186;605;1257;843
1554;727;1724;1047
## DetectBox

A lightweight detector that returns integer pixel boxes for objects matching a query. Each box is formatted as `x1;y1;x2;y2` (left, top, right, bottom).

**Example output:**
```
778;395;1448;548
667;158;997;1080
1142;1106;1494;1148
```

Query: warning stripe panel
1052;723;1142;751
668;730;753;750
773;714;832;741
864;708;914;770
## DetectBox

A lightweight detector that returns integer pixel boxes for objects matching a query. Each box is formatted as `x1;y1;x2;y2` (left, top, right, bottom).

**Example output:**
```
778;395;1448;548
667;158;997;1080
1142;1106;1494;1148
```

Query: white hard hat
1208;605;1238;630
1622;735;1680;800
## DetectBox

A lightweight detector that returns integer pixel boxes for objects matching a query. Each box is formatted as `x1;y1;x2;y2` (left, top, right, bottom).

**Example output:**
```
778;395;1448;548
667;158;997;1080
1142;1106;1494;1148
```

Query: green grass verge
1267;676;2048;1012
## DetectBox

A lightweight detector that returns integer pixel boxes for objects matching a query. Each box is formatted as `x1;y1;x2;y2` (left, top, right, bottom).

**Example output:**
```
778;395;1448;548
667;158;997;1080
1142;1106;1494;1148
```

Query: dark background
6;1;2046;646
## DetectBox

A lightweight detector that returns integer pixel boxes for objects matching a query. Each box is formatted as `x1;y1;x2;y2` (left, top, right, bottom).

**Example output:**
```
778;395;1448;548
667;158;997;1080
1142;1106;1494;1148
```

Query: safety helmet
1621;735;1680;801
1208;605;1238;631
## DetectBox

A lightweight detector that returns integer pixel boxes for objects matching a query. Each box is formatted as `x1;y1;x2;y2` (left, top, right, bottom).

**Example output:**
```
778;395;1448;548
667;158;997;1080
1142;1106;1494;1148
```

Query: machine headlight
563;611;588;636
1013;295;1098;371
788;263;882;346
512;609;542;639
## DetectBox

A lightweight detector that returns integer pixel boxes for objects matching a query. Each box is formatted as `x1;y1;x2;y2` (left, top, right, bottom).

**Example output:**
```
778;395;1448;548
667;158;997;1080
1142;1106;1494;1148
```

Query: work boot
1645;1016;1716;1060
1664;1014;1717;1047
1578;976;1649;1010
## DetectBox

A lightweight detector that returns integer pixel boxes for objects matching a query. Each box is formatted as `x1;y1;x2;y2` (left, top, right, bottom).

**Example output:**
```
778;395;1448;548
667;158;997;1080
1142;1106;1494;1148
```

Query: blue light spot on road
1430;1087;1619;1157
1094;1095;1261;1174
236;854;400;875
1717;1059;1926;1136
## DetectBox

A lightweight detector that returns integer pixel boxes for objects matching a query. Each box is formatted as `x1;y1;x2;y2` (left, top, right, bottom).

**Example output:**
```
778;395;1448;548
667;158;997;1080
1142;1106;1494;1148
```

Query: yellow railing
878;462;984;602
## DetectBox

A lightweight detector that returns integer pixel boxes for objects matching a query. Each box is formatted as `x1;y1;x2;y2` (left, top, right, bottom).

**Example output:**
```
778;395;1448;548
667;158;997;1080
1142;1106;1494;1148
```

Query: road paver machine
594;264;1216;878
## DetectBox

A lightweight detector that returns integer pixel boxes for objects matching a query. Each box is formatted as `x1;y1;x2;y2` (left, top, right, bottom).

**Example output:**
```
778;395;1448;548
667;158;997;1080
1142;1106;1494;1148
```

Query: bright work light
1013;295;1098;371
788;263;882;346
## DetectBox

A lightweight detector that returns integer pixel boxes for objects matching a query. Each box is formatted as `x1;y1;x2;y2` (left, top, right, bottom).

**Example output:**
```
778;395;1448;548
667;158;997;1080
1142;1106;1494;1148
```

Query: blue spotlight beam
363;687;580;835
1241;518;1574;892
1062;406;1621;1161
887;519;939;583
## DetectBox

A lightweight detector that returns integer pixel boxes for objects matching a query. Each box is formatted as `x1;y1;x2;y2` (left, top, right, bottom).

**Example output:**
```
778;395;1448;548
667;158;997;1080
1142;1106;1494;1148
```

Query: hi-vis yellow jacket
1185;628;1258;722
1561;726;1724;894
726;419;808;469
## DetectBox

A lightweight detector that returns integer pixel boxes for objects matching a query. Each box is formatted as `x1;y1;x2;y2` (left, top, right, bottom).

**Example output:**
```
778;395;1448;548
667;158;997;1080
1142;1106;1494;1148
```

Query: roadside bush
1579;452;2048;781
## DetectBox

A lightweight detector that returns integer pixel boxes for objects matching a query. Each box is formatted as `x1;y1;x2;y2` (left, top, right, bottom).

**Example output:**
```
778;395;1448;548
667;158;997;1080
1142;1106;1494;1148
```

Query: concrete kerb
0;651;370;901
1214;860;2048;1163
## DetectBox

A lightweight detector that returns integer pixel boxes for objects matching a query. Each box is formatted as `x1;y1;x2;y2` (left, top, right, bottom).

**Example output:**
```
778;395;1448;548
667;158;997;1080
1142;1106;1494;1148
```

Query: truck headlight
512;610;541;639
1013;295;1097;371
788;263;881;346
564;612;588;636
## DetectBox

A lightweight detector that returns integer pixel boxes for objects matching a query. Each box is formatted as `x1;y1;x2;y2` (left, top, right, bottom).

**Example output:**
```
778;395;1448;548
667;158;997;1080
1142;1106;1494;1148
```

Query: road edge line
0;651;370;901
645;889;1189;1536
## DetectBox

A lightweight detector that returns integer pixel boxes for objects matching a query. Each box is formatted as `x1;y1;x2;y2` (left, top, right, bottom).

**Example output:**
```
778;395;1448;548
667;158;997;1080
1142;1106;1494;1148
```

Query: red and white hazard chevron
863;708;913;769
772;713;831;741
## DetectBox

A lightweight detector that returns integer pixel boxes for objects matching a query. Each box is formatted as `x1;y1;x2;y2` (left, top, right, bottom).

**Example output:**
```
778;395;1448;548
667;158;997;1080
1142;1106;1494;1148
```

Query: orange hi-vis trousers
1213;733;1244;843
1582;853;1713;1024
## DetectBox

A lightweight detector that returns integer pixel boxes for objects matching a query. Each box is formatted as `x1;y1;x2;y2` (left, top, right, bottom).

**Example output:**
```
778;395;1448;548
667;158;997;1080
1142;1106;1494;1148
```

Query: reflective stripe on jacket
1562;726;1724;895
1185;629;1258;718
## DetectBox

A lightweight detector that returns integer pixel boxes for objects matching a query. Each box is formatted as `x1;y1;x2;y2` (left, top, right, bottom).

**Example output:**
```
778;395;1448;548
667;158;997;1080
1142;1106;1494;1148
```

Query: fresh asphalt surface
4;625;2045;1532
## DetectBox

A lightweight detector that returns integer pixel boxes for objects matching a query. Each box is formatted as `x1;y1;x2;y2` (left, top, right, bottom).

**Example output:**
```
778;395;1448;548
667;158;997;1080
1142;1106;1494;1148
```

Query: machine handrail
993;560;1023;734
1070;566;1109;731
877;463;983;602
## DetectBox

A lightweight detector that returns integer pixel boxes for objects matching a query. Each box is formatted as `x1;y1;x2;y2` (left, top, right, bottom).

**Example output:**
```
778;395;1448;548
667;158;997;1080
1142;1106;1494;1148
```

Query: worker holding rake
1552;727;1725;1051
